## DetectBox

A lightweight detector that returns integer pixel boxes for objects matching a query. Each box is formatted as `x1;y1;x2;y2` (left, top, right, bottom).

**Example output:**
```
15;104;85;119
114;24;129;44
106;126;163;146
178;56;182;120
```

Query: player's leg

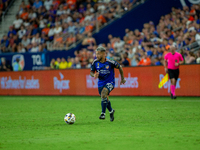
104;83;115;121
173;69;179;99
99;87;109;119
170;78;176;98
106;96;112;112
107;96;115;122
168;69;176;99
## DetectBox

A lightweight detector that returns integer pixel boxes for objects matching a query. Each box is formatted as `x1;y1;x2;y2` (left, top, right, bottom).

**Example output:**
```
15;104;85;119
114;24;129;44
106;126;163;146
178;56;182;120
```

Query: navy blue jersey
91;59;120;87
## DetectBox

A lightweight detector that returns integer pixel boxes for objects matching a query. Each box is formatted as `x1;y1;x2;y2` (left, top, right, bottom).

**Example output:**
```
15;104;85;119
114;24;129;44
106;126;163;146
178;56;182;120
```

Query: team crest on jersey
106;65;109;69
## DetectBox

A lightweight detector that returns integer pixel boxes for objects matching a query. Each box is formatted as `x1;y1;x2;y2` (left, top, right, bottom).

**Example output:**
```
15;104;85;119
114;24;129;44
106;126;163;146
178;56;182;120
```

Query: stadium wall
0;65;199;96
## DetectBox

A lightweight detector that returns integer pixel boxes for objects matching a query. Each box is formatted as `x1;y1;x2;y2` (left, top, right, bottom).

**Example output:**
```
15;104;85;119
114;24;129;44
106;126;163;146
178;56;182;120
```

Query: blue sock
107;100;113;112
101;97;108;114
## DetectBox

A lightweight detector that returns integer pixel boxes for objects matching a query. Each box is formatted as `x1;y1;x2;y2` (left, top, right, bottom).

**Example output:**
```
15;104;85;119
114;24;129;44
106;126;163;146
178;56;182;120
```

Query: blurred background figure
0;57;11;71
13;58;22;71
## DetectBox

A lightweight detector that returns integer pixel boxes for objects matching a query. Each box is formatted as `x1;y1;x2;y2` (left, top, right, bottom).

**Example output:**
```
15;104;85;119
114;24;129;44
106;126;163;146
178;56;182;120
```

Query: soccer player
164;45;184;99
90;46;126;121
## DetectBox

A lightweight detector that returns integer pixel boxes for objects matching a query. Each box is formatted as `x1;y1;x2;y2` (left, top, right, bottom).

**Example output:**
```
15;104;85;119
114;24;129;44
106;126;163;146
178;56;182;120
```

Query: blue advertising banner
0;52;46;71
0;49;77;71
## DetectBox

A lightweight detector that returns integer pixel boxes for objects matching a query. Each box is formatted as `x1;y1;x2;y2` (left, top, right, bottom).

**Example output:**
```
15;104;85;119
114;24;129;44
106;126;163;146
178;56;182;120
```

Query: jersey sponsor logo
99;70;110;74
12;54;25;70
54;72;70;93
0;76;39;89
159;74;180;93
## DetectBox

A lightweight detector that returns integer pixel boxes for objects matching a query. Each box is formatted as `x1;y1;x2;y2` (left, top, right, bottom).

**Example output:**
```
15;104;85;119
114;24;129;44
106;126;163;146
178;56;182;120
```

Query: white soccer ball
64;113;76;124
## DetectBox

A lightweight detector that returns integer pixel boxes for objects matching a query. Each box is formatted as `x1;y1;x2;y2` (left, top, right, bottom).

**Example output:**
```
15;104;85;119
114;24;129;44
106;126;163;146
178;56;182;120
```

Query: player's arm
179;60;184;65
90;71;99;78
164;54;168;73
164;59;168;73
118;65;126;85
175;60;184;66
175;54;184;66
90;60;99;78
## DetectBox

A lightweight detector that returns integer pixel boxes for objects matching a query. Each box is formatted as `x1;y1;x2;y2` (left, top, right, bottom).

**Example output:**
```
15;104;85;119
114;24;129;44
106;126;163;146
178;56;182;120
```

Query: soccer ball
64;113;76;124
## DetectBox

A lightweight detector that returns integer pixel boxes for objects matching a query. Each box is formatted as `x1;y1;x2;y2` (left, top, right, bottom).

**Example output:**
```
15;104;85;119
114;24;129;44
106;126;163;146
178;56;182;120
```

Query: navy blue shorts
98;83;115;96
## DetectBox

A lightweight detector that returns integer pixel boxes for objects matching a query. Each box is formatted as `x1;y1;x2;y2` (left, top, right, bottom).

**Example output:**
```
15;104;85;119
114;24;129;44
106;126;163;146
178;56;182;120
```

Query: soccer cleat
110;109;115;122
173;96;177;99
99;113;105;120
170;93;173;99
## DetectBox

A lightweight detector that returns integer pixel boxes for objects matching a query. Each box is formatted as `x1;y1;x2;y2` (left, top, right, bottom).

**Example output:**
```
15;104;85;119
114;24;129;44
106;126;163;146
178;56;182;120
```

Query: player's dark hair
96;46;106;52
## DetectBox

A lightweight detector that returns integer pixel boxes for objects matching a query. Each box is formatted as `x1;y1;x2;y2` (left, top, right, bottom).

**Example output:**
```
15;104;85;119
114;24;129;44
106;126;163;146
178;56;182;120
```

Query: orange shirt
42;28;50;35
79;17;85;23
137;58;151;66
127;39;133;45
66;0;76;9
127;58;131;66
188;9;195;21
26;4;31;9
20;12;29;20
67;0;76;5
85;24;93;32
111;42;115;49
165;45;170;50
53;0;60;9
0;4;3;9
98;15;106;23
55;37;63;43
67;37;76;42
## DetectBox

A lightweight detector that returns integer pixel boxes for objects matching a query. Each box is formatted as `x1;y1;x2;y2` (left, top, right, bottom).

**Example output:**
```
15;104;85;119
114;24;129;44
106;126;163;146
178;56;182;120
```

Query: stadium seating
68;4;200;68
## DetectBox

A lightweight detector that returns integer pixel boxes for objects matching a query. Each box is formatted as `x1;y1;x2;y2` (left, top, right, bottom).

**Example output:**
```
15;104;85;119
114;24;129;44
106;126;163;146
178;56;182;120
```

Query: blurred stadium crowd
0;0;200;71
0;0;136;53
49;4;200;69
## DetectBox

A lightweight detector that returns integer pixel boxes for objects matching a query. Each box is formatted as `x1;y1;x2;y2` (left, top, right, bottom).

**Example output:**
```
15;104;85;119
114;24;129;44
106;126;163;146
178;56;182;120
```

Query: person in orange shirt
163;44;170;58
82;32;96;46
52;0;60;9
42;26;50;35
85;23;94;33
66;0;76;9
20;8;29;20
66;34;76;46
53;33;64;48
188;5;196;21
97;14;107;24
137;53;151;66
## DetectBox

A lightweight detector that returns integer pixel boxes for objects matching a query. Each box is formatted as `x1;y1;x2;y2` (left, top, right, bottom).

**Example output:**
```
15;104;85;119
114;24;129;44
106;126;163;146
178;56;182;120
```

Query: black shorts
168;69;179;80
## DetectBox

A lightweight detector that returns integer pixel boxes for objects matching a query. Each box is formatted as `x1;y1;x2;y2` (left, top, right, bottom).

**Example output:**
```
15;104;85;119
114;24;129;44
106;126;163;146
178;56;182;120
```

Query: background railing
1;0;15;22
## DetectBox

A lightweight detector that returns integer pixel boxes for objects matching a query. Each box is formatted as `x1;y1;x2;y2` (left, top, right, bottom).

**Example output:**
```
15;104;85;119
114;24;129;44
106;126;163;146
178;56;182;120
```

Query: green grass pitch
0;96;200;150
